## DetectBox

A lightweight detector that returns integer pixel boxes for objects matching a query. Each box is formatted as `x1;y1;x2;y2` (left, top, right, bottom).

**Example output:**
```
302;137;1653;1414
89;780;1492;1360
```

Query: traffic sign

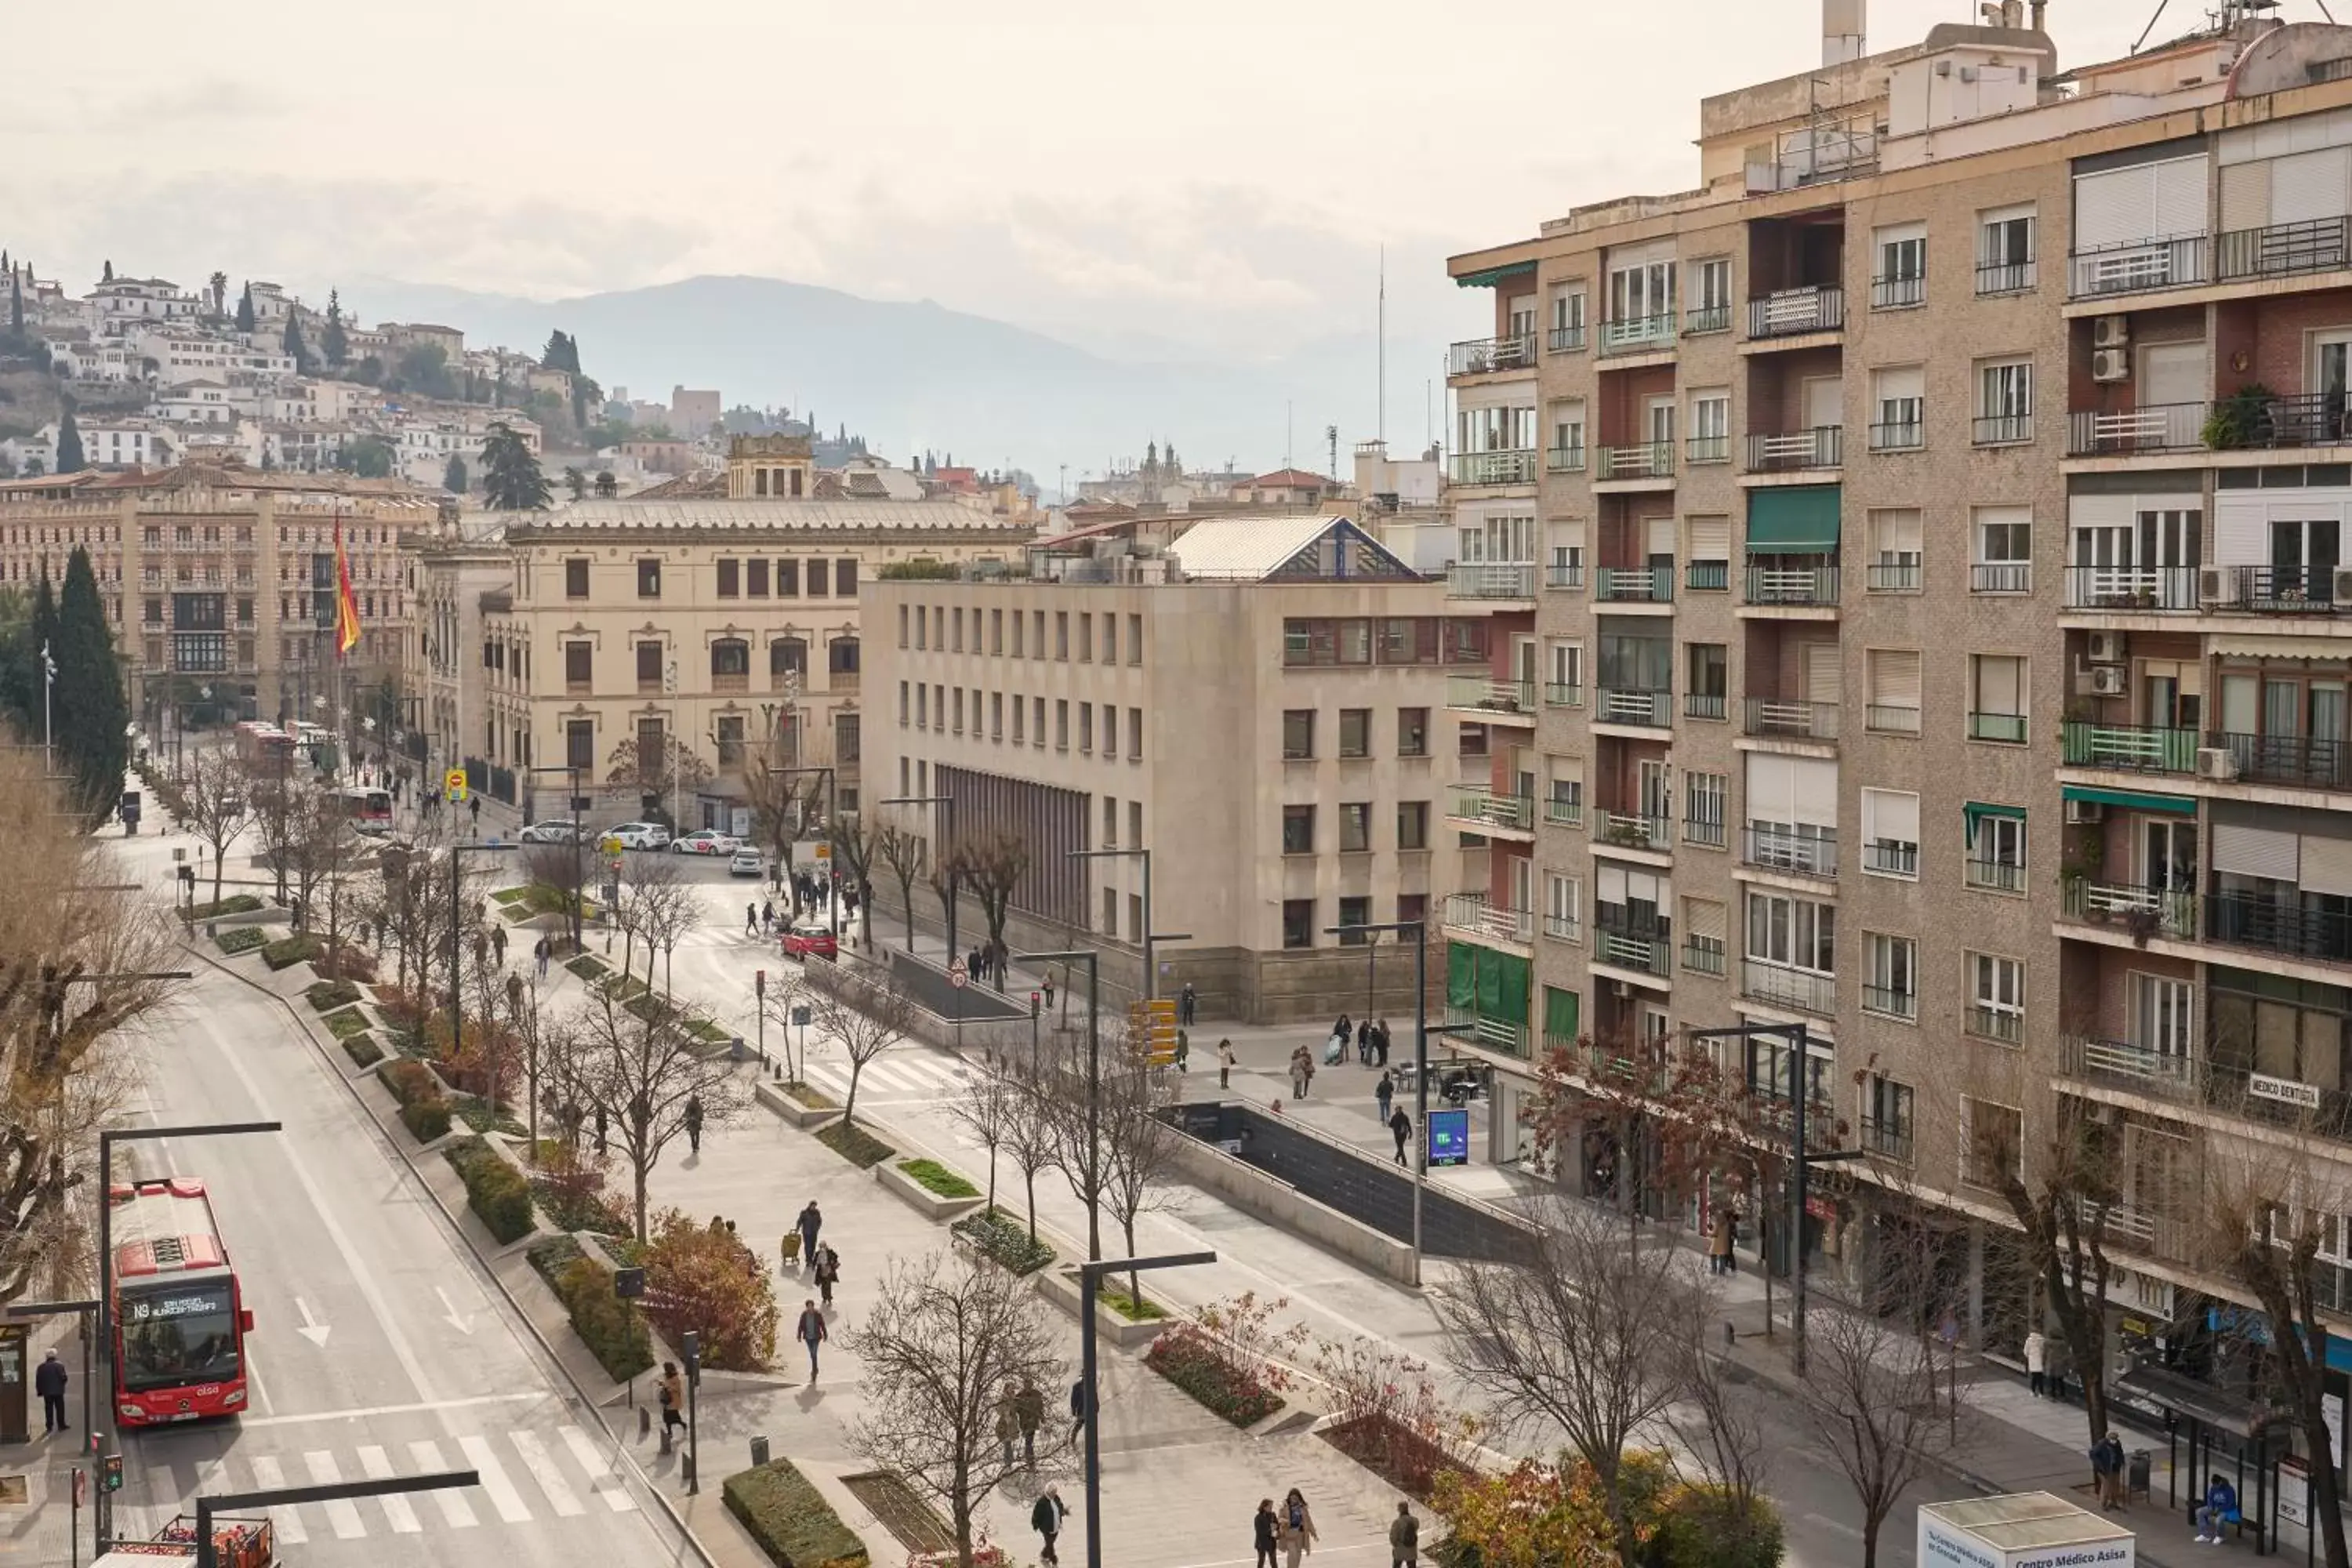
814;842;832;861
444;768;470;802
948;959;969;989
1129;998;1178;1064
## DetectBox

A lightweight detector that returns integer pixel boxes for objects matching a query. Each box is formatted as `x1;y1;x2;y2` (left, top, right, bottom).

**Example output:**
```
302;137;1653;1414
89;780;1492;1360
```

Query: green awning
1543;986;1581;1046
1455;261;1536;289
1962;800;2027;828
2063;784;2198;815
1745;485;1842;553
1448;942;1530;1025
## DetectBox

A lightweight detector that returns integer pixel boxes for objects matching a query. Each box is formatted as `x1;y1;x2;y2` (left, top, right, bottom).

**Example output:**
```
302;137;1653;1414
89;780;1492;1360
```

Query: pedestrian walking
490;925;508;967
468;795;481;829
34;1348;66;1434
761;898;776;933
1279;1488;1318;1566
684;1094;704;1156
1356;1017;1373;1066
1289;1044;1312;1099
1708;1208;1734;1275
797;1200;823;1266
795;1298;828;1381
1174;1027;1189;1073
1373;1017;1391;1067
1179;981;1196;1027
746;902;759;935
594;1104;608;1156
2024;1328;2048;1397
1388;1502;1420;1567
1069;1377;1087;1438
1253;1499;1280;1568
1218;1038;1236;1089
1388;1105;1411;1166
534;935;550;978
2089;1430;2126;1510
815;1243;840;1308
1376;1073;1395;1123
1014;1377;1044;1465
1033;1486;1068;1564
996;1388;1022;1466
659;1361;687;1440
1043;975;1056;1012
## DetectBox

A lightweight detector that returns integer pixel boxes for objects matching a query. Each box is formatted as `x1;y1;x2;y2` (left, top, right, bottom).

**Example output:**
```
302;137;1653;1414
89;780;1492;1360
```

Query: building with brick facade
1440;2;2352;1371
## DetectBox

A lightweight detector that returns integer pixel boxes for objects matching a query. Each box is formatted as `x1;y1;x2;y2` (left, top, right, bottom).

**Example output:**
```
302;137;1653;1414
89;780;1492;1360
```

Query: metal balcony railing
1545;563;1585;590
2067;234;2208;299
1685;691;1727;720
1865;704;1921;735
1596;811;1671;853
1971;562;2032;594
1866;560;1922;592
1683;815;1727;849
1595;688;1672;728
1599;314;1678;355
1443;891;1534;946
1976;258;2037;296
1681;938;1727;977
2205;730;2352;791
2067;404;2208;456
1742;564;1839;606
1543;913;1582;943
1448;450;1538;486
1870;273;1925;310
1448;789;1534;833
2060;1034;2198;1102
2206;891;2352;964
1448;333;1537;376
1544;682;1584;710
1548;324;1588;354
1542;792;1584;827
2060;876;2198;941
1741;698;1839;742
1964;856;2026;893
1740;824;1837;879
1595;442;1675;481
1972;413;2034;446
1594;920;1671;978
2060;720;2199;775
2206;564;2347;614
1445;675;1537;717
2062;565;2198;612
2243;391;2352;449
1685;303;1732;336
1686;434;1731;465
1868;419;1923;452
1969;711;2028;744
1967;1006;2025;1045
1748;286;1845;339
1545;445;1588;474
1446;563;1539;600
1744;426;1842;472
1859;1116;1915;1162
1740;959;1836;1015
2215;217;2352;281
1594;565;1673;602
1685;561;1729;593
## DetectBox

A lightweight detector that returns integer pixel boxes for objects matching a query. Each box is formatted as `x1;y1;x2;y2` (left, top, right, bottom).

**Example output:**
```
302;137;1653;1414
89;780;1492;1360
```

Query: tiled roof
1245;468;1330;488
508;499;1030;535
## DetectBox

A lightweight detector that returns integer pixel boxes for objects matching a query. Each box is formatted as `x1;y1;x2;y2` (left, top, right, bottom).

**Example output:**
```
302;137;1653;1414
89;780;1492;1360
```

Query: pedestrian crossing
130;1424;637;1544
801;1052;971;1102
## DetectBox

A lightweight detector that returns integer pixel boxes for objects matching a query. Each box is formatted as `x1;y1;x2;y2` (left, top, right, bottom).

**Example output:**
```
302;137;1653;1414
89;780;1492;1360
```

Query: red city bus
232;722;293;769
110;1178;254;1428
331;786;394;834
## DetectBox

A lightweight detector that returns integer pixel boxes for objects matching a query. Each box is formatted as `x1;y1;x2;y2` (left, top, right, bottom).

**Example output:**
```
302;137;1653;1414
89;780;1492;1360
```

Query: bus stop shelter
2117;1362;2288;1555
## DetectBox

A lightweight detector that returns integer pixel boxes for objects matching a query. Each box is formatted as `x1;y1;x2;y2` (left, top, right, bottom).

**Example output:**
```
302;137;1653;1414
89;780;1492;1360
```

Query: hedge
340;1033;384;1069
722;1459;869;1568
377;1058;441;1107
1145;1321;1284;1427
951;1207;1055;1276
214;927;266;956
897;1159;979;1199
306;979;363;1013
551;1253;655;1382
262;934;323;971
322;1007;372;1041
400;1097;451;1143
181;895;263;922
816;1120;895;1170
445;1138;535;1244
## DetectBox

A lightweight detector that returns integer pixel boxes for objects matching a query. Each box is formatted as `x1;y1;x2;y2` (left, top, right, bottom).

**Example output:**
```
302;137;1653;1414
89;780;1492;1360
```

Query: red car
782;924;838;960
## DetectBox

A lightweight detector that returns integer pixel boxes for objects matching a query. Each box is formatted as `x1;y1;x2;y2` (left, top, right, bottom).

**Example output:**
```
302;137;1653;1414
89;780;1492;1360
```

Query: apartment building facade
868;514;1480;1022
1443;7;2352;1367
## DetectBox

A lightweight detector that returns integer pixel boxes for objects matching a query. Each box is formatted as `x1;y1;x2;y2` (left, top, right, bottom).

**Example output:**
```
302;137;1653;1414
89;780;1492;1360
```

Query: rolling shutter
1745;753;1798;823
2154;156;2209;235
2212;822;2300;881
1864;788;1920;845
2301;834;2352;898
1870;649;1922;707
1872;510;1922;556
1684;898;1728;944
1876;365;1924;404
2213;491;2269;568
2270;147;2350;225
2220;159;2272;233
1976;655;2024;714
1788;757;1839;829
2074;165;2154;250
1599;863;1628;906
1688;516;1731;562
1802;643;1843;707
1646;516;1678;558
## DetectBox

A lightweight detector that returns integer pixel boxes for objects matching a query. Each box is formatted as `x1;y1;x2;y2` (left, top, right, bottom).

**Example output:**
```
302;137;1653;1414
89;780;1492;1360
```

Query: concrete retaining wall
1163;1129;1421;1284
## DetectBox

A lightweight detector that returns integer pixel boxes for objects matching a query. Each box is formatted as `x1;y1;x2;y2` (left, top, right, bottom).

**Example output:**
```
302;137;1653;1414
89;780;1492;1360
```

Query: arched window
770;637;808;683
828;635;860;675
710;637;750;691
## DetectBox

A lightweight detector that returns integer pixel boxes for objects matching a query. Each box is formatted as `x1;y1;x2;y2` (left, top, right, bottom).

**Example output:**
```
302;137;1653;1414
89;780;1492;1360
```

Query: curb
180;935;721;1568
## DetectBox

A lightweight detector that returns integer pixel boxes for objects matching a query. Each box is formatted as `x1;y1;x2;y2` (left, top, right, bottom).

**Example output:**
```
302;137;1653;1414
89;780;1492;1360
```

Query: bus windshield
121;1281;241;1392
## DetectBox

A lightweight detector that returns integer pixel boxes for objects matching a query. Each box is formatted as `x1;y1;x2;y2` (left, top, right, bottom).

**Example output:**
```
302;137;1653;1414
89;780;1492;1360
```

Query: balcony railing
1863;984;1918;1021
1686;303;1732;335
1446;562;1539;600
1445;674;1537;717
2060;720;2199;775
1742;564;1840;606
1686;434;1731;466
2206;730;2352;791
1867;560;1922;592
1682;938;1728;977
1967;1006;2026;1046
1594;565;1673;603
1870;273;1925;310
1684;815;1728;849
1594;921;1672;978
1544;913;1582;943
1740;959;1836;1015
1748;286;1845;339
1964;856;2027;893
2207;890;2352;964
1863;837;1919;877
1971;563;2031;594
1740;824;1837;879
2060;876;2198;941
2067;403;2208;457
1865;703;1921;735
1859;1116;1915;1162
1545;563;1585;590
1448;450;1538;486
2215;217;2352;282
1595;688;1673;728
2245;391;2352;449
1548;325;1588;354
1544;682;1584;710
1545;445;1588;474
2060;1033;2197;1101
1744;426;1843;472
1448;333;1537;376
1448;789;1534;833
1868;420;1923;452
2067;234;2209;299
1972;413;2034;446
1542;792;1584;827
2062;565;2198;612
1595;442;1675;481
1685;691;1727;720
1599;314;1678;355
2205;563;2347;615
1685;561;1729;593
1969;711;2028;744
1976;257;2038;295
1597;811;1671;853
1741;698;1839;742
1443;891;1534;946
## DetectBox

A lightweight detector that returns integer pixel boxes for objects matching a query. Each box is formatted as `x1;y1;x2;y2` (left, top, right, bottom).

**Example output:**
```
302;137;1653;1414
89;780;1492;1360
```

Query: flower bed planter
755;1078;838;1128
1034;1265;1165;1348
949;1207;1054;1276
875;1158;985;1222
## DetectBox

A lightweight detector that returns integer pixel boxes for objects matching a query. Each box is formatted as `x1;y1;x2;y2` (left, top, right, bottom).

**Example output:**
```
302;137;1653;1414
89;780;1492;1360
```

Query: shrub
565;953;610;982
262;934;323;970
1097;1283;1163;1322
400;1096;451;1143
377;1058;441;1107
323;1007;372;1041
306;978;362;1012
531;1145;630;1236
312;947;376;983
180;894;263;922
214;927;266;956
816;1120;894;1170
1652;1485;1784;1568
450;1094;527;1138
551;1254;655;1383
950;1207;1054;1276
897;1159;979;1199
722;1459;869;1568
1147;1322;1284;1426
528;1232;585;1287
446;1137;535;1244
783;1082;837;1111
340;1033;384;1069
639;1207;778;1371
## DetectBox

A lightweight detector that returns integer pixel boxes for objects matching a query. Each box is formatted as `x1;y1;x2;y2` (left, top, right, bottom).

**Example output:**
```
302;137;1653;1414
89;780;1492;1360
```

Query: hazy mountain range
343;274;1443;483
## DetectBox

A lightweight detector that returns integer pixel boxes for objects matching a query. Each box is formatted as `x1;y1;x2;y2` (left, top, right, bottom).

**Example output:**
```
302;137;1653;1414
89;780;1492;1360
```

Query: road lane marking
303;1450;366;1539
238;1391;543;1428
356;1445;421;1533
558;1424;639;1512
508;1429;586;1517
408;1439;477;1527
458;1433;534;1523
247;1455;308;1544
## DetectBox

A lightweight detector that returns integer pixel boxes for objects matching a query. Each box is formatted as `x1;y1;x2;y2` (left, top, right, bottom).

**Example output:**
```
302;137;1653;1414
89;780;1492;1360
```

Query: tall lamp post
880;792;957;1036
41;640;56;776
1066;848;1191;1004
1326;916;1428;1285
1073;1251;1214;1568
759;763;838;945
445;840;520;1058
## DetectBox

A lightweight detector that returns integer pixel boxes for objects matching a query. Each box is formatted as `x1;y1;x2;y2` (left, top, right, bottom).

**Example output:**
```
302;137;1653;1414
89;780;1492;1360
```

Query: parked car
518;818;582;845
672;829;742;856
728;850;767;879
782;923;838;960
602;822;672;851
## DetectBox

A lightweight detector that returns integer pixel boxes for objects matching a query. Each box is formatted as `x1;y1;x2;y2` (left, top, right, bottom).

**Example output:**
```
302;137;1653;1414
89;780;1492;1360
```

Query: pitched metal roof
1169;513;1416;582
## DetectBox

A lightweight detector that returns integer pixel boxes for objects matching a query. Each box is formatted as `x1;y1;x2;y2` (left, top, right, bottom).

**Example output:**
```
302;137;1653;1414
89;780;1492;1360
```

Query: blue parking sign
1426;1107;1471;1168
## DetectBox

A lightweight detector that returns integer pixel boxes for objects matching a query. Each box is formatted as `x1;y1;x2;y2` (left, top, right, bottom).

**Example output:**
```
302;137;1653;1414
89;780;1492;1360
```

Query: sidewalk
0;1320;100;1566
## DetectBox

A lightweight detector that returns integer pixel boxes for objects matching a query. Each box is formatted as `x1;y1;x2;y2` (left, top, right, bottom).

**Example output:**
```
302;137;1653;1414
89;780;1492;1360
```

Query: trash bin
2129;1449;2151;1501
750;1435;771;1468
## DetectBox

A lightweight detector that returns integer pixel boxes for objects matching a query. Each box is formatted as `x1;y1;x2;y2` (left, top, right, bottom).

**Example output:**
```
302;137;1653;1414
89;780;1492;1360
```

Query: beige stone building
869;514;1482;1022
1441;2;2352;1372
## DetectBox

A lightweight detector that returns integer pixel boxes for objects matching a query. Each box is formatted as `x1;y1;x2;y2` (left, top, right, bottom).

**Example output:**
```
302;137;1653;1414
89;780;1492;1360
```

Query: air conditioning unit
2196;746;2241;782
2086;630;2127;664
1609;980;1632;1000
2092;348;2132;383
2089;665;2128;696
2065;799;2107;825
2336;565;2352;604
2199;565;2238;607
2093;314;2132;350
1959;64;1980;83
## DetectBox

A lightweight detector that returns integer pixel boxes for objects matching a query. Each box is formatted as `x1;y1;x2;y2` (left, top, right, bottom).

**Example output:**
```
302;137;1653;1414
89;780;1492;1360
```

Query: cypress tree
322;290;347;367
54;406;84;474
236;284;256;334
283;315;308;372
54;547;129;815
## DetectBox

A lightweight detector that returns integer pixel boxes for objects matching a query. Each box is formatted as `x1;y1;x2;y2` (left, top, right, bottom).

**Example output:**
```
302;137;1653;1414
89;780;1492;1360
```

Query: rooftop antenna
1377;245;1387;448
1285;400;1293;470
2132;0;2171;49
1327;424;1339;481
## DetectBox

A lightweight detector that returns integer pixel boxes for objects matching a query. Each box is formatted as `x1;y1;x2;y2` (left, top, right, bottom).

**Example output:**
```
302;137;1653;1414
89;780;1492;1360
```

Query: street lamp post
41;640;56;777
881;792;957;1037
445;840;520;1064
1065;848;1192;1005
1074;1252;1217;1568
1325;917;1427;1285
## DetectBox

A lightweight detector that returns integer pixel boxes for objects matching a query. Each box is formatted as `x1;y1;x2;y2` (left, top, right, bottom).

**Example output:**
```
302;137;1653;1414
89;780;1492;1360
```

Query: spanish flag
333;510;361;657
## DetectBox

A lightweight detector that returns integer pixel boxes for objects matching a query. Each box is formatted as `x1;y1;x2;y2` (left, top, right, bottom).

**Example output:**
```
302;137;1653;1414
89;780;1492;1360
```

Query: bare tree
1662;1319;1774;1544
604;732;712;815
1096;1025;1182;1305
944;827;1029;990
946;1058;1018;1214
1991;1105;2121;1448
521;841;587;947
1001;1057;1060;1243
561;978;743;1241
829;812;878;949
806;962;915;1127
846;1247;1073;1567
242;753;305;901
742;757;822;887
611;853;693;992
176;745;252;908
754;969;817;1088
874;821;925;953
1436;1195;1708;1564
1037;1029;1115;1262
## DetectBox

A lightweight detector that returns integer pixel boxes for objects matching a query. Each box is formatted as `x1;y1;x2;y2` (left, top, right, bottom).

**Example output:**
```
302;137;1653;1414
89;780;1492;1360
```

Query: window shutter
1870;649;1922;706
1873;510;1922;556
2211;822;2300;880
1646;516;1678;558
1684;898;1727;943
1802;643;1842;707
1788;757;1839;829
1551;519;1586;550
2300;833;2352;897
1875;365;1924;403
2213;492;2270;568
2153;156;2209;235
2269;147;2348;225
1864;788;1921;844
2220;159;2270;233
1976;655;2023;713
1599;864;1628;906
2074;165;2154;250
1744;753;1798;823
1687;516;1730;561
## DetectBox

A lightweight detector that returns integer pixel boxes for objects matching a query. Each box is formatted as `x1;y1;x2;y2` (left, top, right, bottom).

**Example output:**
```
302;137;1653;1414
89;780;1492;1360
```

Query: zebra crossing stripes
303;1450;367;1539
458;1432;535;1524
408;1438;479;1527
356;1445;422;1533
245;1454;306;1544
801;1053;969;1100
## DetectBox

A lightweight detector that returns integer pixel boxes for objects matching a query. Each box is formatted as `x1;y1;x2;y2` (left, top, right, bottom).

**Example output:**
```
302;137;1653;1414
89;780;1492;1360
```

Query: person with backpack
795;1298;829;1382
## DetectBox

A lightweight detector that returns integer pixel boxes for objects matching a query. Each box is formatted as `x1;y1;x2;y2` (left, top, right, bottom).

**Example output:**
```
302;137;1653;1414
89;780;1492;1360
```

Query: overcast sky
2;2;2182;371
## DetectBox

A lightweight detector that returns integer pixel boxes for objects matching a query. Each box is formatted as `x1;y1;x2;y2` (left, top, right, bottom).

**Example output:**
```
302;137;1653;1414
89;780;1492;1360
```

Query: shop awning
1455;261;1536;289
2063;784;2197;815
1962;800;2027;829
1745;485;1842;553
2207;634;2351;662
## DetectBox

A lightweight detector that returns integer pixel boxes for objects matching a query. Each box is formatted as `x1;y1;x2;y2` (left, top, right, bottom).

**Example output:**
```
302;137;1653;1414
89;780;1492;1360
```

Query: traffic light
1030;991;1040;1018
756;969;767;1000
102;1453;123;1494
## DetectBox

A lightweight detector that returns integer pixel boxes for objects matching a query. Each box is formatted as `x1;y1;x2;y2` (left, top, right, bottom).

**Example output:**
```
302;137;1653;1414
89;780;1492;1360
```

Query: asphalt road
100;834;689;1568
